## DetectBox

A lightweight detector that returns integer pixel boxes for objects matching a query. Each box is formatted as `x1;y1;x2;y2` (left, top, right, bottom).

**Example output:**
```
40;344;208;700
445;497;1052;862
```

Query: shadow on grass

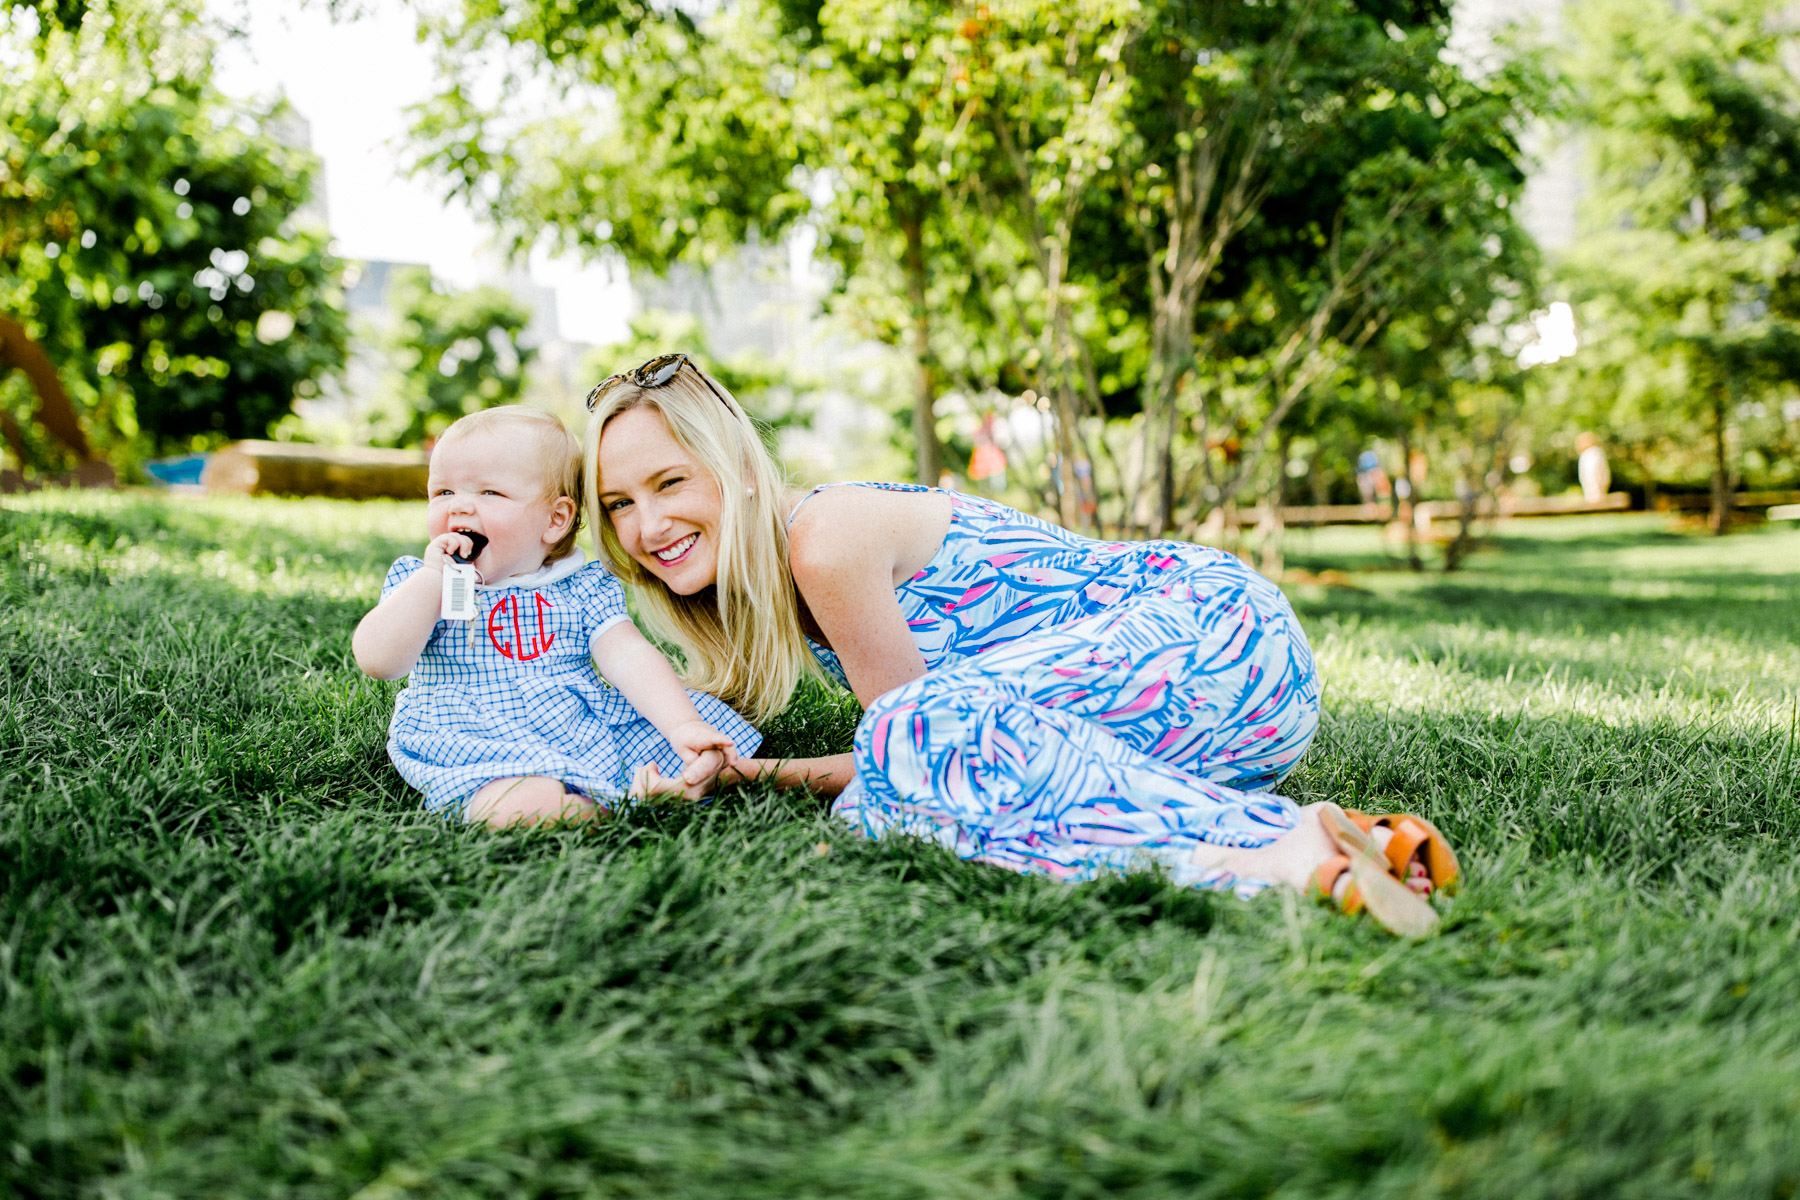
1295;562;1800;647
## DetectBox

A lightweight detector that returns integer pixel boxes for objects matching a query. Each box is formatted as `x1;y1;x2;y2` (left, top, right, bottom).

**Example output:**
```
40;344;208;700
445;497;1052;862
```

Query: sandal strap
1344;809;1429;881
1309;854;1363;916
1365;813;1461;892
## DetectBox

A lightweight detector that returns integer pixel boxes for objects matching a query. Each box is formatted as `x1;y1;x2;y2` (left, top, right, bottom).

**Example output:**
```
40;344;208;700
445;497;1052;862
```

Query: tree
916;0;1540;536
403;0;1541;529
1560;0;1800;533
372;267;534;447
406;0;988;484
0;0;347;475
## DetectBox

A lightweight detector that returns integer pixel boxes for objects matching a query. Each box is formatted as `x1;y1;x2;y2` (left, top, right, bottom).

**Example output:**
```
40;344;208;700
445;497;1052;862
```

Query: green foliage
406;0;806;270
404;0;1543;525
372;267;535;447
581;307;811;434
4;493;1800;1193
1555;0;1800;520
0;0;348;467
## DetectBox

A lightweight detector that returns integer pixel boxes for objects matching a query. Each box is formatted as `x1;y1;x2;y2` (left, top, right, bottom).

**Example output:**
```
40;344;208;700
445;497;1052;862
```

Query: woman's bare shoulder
787;485;951;582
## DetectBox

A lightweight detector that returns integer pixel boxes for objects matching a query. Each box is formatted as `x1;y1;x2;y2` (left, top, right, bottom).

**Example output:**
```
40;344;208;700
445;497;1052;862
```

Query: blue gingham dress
382;551;761;816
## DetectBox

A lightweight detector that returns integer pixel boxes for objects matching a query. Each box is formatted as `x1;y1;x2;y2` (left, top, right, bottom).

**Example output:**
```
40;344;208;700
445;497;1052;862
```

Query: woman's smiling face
595;405;725;595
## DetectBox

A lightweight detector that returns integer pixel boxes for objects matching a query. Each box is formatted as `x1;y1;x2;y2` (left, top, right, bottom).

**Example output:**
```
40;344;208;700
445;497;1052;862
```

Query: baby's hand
669;720;737;788
629;753;721;803
421;531;480;574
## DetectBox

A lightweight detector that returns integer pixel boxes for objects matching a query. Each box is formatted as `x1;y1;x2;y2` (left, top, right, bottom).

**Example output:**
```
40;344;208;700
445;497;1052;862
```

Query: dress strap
784;482;841;529
785;480;935;528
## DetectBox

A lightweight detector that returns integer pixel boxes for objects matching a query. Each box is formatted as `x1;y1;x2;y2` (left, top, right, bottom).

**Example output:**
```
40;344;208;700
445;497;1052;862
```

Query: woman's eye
658;476;684;491
604;498;632;513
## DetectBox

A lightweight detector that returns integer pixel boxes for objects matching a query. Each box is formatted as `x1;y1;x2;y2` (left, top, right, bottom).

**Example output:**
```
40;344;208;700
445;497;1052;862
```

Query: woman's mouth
653;533;698;566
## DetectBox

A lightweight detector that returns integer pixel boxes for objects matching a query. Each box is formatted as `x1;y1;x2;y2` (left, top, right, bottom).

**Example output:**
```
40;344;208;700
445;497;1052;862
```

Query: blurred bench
203;441;428;500
1652;490;1800;512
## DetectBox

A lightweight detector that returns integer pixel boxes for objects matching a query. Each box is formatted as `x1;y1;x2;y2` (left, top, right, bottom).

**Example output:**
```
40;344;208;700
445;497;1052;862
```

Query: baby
352;405;758;825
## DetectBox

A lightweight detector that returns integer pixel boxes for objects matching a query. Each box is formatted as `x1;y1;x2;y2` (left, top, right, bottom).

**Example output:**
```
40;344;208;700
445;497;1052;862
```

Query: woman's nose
637;495;673;539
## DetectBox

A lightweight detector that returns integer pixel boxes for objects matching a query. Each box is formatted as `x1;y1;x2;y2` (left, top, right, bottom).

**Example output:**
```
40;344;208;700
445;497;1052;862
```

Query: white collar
482;548;587;589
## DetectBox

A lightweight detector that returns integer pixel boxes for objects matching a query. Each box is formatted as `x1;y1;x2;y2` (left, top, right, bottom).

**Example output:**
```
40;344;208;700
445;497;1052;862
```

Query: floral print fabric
793;484;1320;898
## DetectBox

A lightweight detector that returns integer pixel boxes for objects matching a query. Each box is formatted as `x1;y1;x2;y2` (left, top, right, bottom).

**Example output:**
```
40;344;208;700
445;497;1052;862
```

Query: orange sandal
1309;805;1454;938
1344;809;1461;896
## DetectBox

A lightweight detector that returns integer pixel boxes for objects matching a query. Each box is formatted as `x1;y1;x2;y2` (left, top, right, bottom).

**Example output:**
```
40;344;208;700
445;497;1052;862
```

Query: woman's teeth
655;534;697;563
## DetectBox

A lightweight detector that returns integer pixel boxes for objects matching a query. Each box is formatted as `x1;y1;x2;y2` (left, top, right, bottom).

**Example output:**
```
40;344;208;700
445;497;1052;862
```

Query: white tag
440;563;479;621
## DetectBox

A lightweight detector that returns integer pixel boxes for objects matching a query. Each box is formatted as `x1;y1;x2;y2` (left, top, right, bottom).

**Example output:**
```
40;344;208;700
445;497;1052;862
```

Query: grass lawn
4;493;1798;1198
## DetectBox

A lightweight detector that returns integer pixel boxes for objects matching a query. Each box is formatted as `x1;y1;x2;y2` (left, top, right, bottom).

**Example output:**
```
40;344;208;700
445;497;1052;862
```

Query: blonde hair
582;364;821;723
436;406;584;562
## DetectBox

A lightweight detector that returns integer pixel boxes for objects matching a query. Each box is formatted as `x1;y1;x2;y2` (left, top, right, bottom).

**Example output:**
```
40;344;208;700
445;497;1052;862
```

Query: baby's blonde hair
435;406;585;562
582;363;822;723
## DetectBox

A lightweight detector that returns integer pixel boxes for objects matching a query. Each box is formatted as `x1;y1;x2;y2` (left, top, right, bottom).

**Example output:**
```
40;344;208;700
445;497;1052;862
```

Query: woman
582;354;1459;935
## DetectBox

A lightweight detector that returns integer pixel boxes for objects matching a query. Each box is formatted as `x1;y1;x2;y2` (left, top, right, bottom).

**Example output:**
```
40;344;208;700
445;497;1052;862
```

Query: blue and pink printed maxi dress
797;484;1320;899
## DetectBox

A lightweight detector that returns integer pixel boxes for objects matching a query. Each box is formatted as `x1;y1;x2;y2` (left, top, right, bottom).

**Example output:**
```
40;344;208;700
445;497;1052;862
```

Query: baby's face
426;427;569;582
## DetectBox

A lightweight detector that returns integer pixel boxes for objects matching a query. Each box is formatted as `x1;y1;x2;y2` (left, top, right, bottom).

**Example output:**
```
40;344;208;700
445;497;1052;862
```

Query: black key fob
450;530;489;564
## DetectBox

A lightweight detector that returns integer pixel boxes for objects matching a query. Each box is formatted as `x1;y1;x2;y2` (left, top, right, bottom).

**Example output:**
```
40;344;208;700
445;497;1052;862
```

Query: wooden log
1652;490;1800;511
203;441;428;500
1496;491;1632;517
1274;502;1393;527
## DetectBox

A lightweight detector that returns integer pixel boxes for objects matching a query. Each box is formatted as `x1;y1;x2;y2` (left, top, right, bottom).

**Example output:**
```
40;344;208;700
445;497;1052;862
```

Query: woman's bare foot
1190;802;1435;902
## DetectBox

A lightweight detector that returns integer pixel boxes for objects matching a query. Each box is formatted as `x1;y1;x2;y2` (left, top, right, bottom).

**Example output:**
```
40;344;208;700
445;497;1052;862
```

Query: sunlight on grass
3;493;1797;1196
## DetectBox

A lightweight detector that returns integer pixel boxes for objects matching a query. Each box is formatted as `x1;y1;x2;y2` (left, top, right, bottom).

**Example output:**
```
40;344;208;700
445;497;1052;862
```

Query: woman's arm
723;752;857;797
787;486;949;707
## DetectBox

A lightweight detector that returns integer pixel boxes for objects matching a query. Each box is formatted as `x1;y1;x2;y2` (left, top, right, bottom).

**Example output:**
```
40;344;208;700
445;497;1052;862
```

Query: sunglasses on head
584;352;734;413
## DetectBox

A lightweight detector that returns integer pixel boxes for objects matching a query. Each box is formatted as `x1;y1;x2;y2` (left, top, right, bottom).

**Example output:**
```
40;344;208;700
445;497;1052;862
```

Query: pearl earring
745;485;756;497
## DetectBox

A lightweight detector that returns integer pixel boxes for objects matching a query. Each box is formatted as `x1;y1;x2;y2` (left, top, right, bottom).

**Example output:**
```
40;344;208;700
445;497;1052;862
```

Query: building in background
1453;0;1578;250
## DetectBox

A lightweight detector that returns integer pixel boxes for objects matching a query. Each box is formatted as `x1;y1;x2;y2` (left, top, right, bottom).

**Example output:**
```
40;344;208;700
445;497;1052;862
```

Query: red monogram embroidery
486;591;556;660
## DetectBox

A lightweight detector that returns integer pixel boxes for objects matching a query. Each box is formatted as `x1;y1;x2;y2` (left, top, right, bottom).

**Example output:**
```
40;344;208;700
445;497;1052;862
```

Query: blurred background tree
0;0;348;478
1557;0;1800;533
366;267;534;447
404;0;1545;546
922;0;1542;537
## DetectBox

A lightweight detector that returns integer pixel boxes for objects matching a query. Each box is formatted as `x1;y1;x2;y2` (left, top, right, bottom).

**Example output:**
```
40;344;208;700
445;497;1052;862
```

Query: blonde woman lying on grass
578;353;1462;937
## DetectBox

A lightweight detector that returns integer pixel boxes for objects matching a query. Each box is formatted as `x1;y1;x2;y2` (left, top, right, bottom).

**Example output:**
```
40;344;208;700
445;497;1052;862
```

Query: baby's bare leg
466;776;596;828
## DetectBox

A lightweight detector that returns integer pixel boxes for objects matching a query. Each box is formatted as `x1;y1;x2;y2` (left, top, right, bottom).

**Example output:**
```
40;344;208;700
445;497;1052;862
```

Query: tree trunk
1258;430;1289;579
1709;390;1732;536
900;211;942;487
0;312;94;461
1147;383;1178;537
1397;425;1422;572
1444;490;1480;571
